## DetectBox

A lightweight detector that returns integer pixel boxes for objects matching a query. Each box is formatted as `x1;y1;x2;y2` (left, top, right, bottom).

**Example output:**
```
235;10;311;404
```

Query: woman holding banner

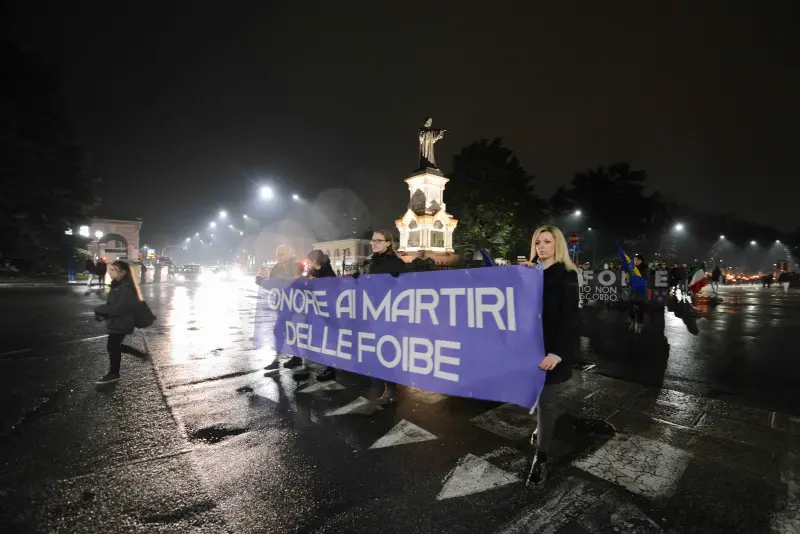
359;230;407;415
521;225;579;490
293;250;338;382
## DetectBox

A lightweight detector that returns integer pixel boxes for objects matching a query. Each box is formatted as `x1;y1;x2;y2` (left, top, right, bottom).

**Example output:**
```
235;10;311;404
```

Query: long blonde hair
529;225;576;271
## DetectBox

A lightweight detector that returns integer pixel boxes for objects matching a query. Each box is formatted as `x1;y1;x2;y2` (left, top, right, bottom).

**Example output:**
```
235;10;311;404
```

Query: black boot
526;452;548;490
283;356;303;369
316;367;336;382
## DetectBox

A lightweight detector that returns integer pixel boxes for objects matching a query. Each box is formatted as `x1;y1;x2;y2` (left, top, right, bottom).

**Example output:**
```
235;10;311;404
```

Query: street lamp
750;240;757;246
95;230;104;239
292;193;300;201
573;209;582;217
243;214;248;219
219;210;227;219
719;235;725;240
674;223;684;232
185;237;191;243
195;232;199;237
260;186;273;199
209;221;216;229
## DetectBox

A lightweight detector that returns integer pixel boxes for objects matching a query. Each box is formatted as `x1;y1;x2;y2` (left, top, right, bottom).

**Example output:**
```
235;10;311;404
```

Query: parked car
175;264;202;282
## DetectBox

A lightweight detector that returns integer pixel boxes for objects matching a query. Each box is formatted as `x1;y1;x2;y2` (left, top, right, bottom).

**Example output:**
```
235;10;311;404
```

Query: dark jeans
368;378;397;400
107;333;125;374
535;383;560;456
106;334;146;374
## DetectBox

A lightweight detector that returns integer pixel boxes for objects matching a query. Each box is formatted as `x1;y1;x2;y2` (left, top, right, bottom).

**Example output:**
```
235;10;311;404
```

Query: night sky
6;1;800;240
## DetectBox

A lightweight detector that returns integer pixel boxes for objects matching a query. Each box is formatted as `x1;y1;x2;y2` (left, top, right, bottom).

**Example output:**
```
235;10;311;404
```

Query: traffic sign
568;243;579;256
568;233;579;245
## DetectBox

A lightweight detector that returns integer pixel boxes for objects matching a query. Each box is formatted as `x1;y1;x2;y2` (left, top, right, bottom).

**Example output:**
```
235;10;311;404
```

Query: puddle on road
188;424;248;444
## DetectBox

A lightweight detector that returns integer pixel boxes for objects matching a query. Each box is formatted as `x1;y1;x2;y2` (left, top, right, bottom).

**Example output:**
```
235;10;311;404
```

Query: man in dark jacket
711;265;722;295
94;261;140;384
262;245;304;371
95;258;108;287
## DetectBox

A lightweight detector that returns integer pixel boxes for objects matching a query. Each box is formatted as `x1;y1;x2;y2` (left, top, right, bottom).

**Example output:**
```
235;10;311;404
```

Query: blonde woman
521;225;579;490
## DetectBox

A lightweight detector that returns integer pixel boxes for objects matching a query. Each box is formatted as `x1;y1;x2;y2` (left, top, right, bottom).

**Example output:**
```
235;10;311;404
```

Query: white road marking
369;419;438;449
297;381;346;393
324;396;382;416
436;453;519;500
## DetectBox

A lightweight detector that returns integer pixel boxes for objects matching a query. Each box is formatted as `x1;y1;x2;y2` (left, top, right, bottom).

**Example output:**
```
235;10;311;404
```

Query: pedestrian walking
521;225;579;490
292;250;338;382
627;254;648;334
676;262;689;298
711;264;722;296
94;261;140;384
359;230;408;416
778;271;791;294
264;245;304;371
95;258;108;287
86;258;97;286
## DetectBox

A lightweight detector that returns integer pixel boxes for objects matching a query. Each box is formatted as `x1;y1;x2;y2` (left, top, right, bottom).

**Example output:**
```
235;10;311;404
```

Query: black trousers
107;333;126;374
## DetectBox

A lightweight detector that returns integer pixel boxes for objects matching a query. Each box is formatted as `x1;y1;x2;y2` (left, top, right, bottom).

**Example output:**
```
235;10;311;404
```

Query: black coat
95;279;139;334
310;262;336;278
541;262;579;385
365;252;407;275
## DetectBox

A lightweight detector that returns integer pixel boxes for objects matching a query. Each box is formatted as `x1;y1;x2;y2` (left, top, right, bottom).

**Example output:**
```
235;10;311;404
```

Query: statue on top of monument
418;117;447;170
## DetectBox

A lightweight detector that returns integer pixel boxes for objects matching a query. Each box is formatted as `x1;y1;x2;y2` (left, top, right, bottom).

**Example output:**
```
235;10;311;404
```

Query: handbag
132;274;157;328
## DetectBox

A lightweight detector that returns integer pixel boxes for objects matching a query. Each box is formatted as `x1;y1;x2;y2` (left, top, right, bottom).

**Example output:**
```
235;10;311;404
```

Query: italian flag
688;265;708;293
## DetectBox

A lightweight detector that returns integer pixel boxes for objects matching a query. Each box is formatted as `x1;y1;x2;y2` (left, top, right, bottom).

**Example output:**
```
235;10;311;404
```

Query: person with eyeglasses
359;230;407;415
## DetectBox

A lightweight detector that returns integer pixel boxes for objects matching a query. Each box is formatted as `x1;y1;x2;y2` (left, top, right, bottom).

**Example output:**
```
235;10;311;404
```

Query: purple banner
256;266;546;408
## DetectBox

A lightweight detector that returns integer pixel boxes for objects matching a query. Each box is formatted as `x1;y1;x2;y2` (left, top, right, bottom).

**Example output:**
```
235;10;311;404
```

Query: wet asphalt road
0;280;798;533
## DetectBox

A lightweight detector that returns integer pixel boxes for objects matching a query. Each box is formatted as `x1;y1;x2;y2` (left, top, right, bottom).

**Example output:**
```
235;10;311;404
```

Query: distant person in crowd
711;264;722;296
778;271;791;294
292;250;338;382
410;250;434;272
86;258;97;286
139;261;147;285
628;254;648;334
676;262;689;297
766;273;774;288
264;245;304;371
94;261;139;384
520;225;579;490
95;258;108;287
359;230;407;416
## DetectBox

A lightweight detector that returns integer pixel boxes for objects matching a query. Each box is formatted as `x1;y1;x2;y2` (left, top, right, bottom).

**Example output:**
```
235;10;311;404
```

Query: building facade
312;238;372;274
86;218;142;262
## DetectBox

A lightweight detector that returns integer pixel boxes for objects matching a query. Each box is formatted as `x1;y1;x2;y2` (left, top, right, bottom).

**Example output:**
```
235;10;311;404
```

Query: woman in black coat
360;230;407;415
292;250;338;382
522;225;579;490
94;261;140;384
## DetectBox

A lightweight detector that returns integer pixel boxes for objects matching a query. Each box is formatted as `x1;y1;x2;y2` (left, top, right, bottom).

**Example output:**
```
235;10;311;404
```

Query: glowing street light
195;232;199;237
95;230;104;239
219;210;227;219
573;209;582;217
292;193;300;201
750;240;757;246
588;227;592;231
243;214;248;219
719;235;725;240
185;237;191;243
775;239;782;244
674;223;684;232
260;186;273;199
209;221;216;229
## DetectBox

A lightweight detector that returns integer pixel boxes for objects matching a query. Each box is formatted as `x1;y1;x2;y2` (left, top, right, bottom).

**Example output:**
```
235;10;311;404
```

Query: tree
446;138;543;259
0;43;99;269
550;163;662;245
